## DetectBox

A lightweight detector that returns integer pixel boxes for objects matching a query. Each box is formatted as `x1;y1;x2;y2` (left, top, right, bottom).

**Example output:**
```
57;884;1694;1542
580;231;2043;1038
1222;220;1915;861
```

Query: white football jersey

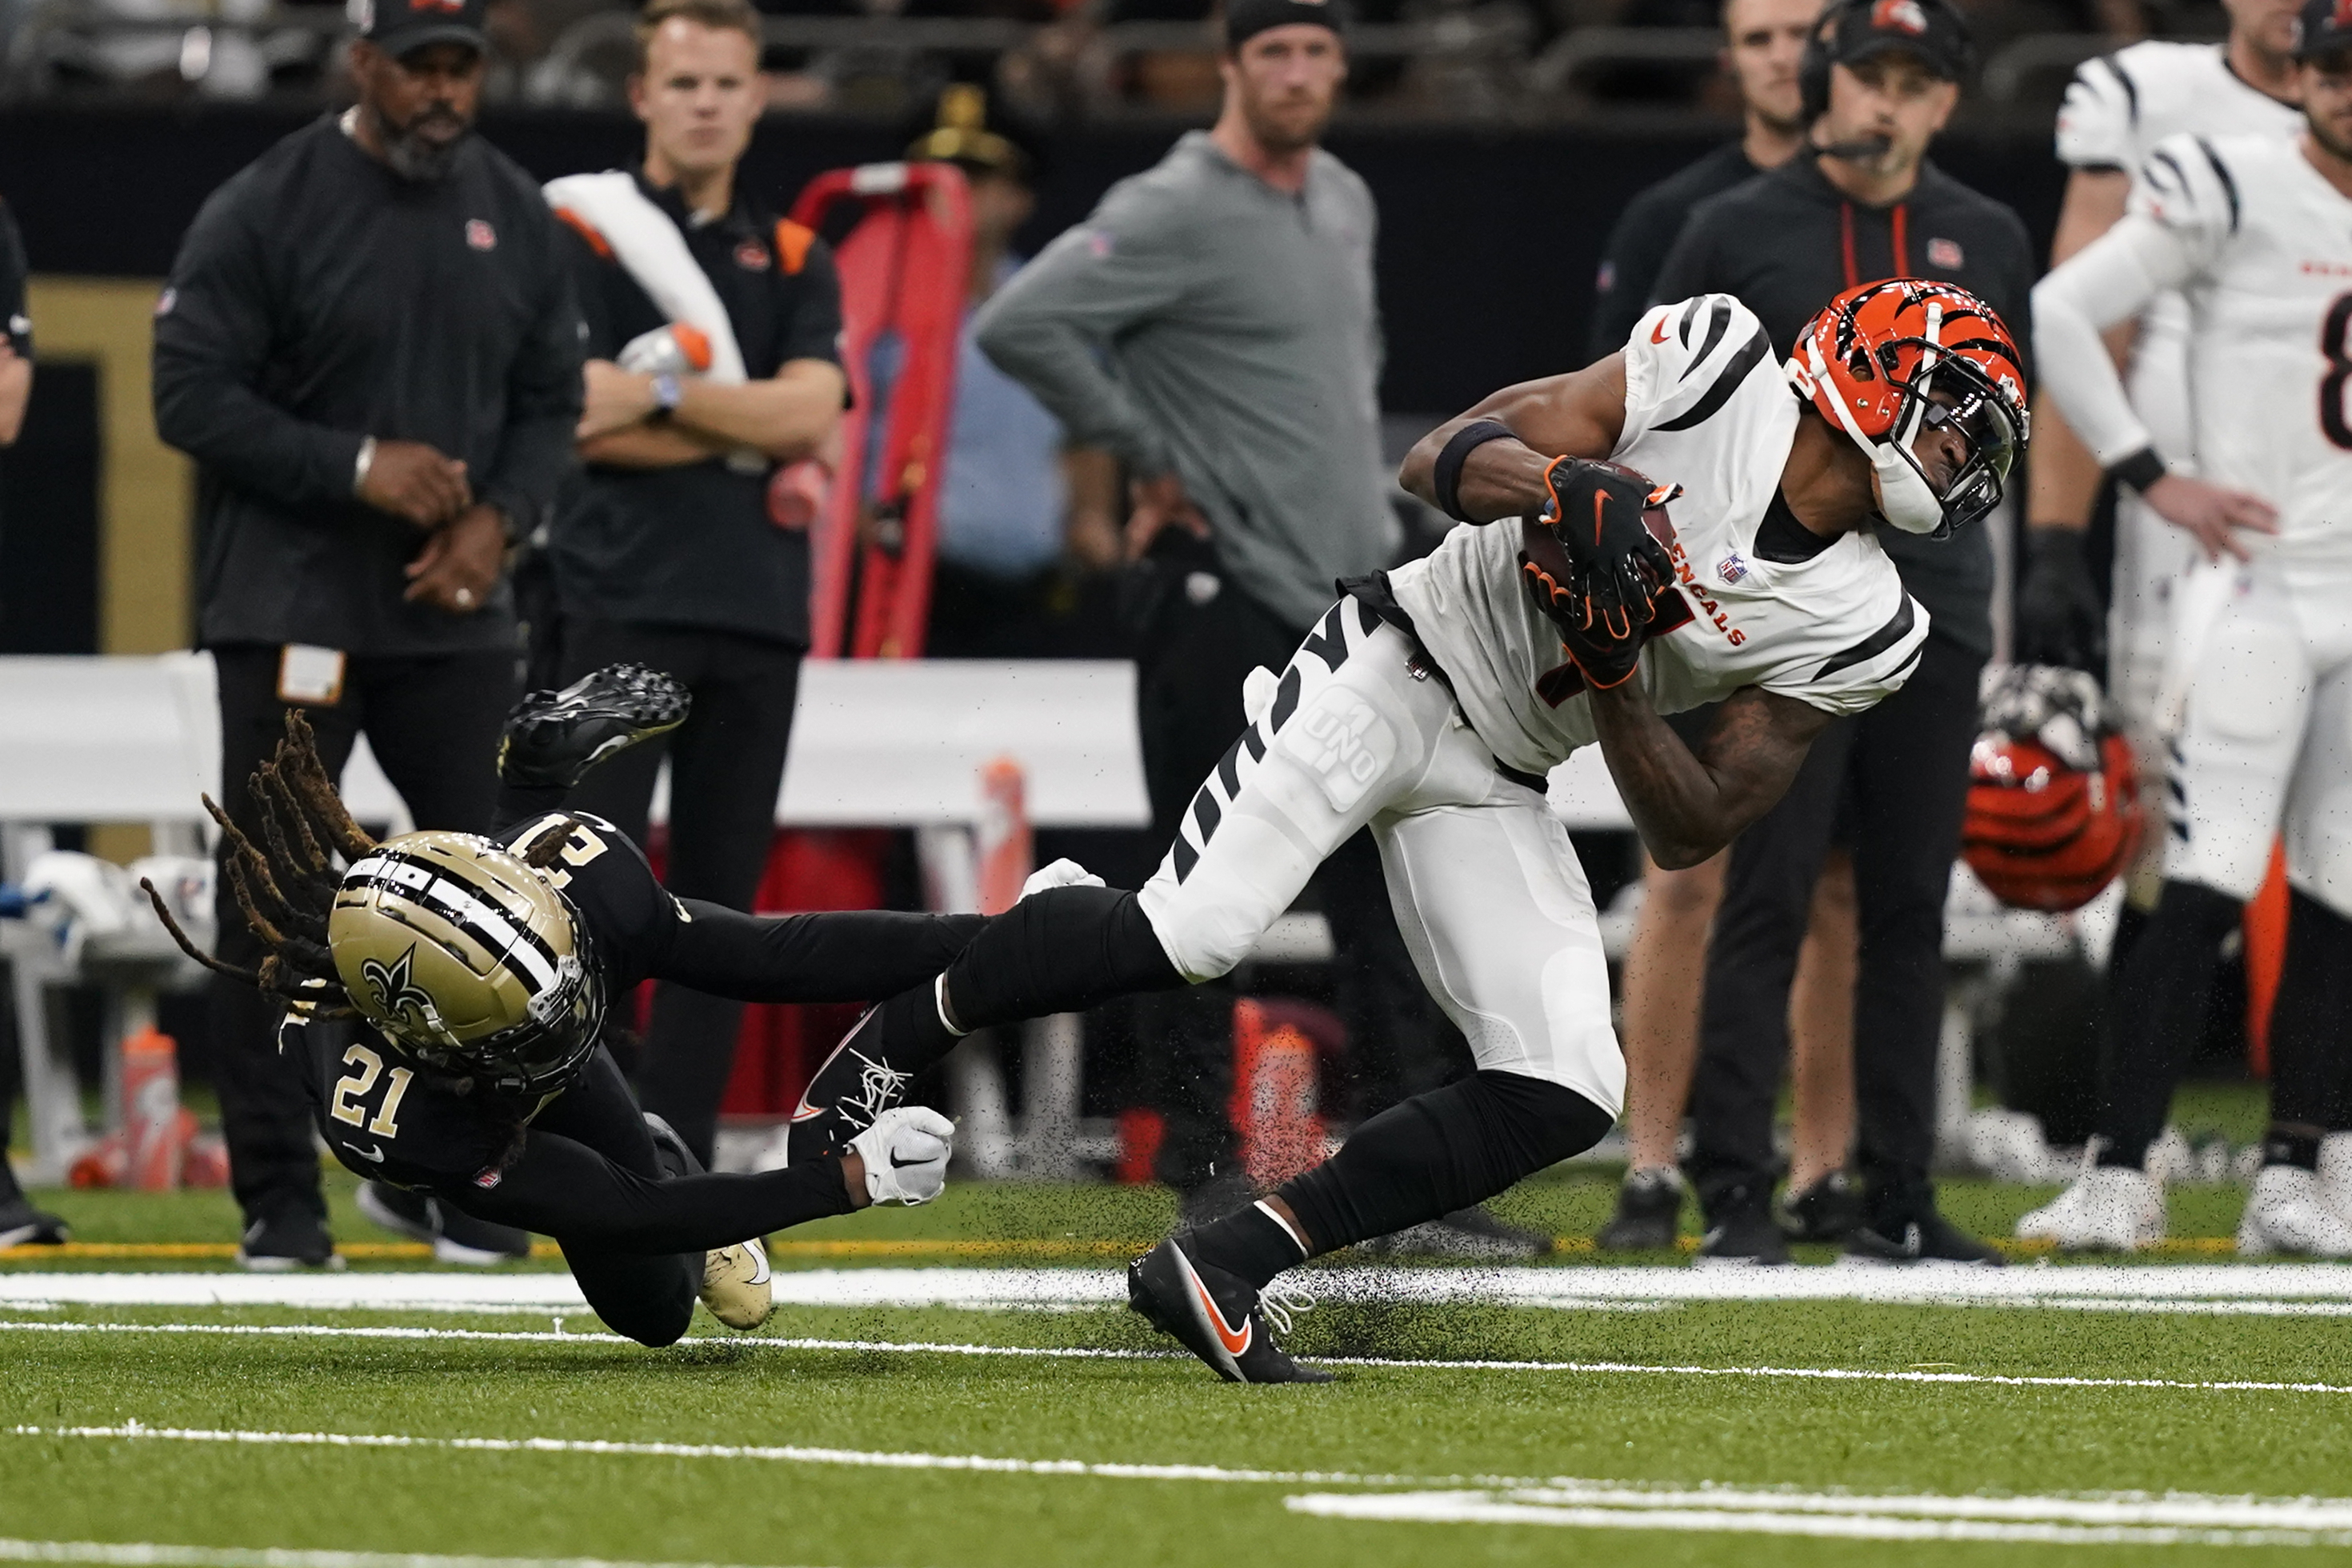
1386;295;1930;779
2056;42;2300;454
2134;132;2352;558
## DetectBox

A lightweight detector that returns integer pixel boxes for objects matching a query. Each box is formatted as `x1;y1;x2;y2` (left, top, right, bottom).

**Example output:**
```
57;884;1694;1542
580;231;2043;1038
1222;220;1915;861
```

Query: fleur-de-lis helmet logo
359;946;438;1035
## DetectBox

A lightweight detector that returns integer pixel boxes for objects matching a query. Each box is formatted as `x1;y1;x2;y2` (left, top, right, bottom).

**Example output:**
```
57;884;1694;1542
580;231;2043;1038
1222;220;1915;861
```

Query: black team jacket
1651;154;2035;662
153;114;583;658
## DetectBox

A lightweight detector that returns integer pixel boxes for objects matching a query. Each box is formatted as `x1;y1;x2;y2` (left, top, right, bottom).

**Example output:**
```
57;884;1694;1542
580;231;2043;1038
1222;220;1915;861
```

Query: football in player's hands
850;1106;955;1206
1518;531;1646;689
1537;457;1680;625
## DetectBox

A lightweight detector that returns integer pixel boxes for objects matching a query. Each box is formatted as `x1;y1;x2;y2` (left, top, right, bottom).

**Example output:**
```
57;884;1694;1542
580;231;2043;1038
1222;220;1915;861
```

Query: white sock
934;973;970;1038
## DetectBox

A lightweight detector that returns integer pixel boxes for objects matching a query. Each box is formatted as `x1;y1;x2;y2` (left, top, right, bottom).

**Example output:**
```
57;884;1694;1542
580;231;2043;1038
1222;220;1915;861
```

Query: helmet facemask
1801;292;2029;540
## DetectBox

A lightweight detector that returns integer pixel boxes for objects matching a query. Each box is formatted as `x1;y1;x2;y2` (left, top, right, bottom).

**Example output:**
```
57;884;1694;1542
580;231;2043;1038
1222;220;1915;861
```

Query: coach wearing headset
1649;0;2035;1265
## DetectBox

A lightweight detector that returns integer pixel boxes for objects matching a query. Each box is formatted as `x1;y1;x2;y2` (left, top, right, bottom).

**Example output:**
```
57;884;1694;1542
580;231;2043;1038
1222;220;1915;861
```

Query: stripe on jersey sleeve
1814;594;1918;681
1654;326;1770;432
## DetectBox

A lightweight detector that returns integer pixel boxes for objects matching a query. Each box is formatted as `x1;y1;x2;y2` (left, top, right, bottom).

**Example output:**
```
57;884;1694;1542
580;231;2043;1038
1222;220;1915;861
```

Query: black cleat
0;1197;69;1249
1844;1205;2006;1266
236;1203;345;1272
1778;1170;1862;1243
1361;1204;1554;1261
1695;1180;1791;1266
1596;1167;1685;1251
356;1181;530;1266
1127;1234;1333;1385
498;662;690;790
786;1005;911;1164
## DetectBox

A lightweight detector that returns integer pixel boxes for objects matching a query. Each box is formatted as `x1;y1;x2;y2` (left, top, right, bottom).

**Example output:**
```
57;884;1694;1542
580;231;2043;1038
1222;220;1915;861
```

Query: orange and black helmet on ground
1962;666;2143;913
1785;278;2030;540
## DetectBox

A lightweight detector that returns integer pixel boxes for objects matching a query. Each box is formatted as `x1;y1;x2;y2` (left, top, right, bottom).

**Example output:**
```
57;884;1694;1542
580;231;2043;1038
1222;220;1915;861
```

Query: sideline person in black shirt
0;195;62;1252
1649;0;2034;1266
545;0;848;1166
1586;0;1818;362
1587;0;1862;1258
150;0;582;1269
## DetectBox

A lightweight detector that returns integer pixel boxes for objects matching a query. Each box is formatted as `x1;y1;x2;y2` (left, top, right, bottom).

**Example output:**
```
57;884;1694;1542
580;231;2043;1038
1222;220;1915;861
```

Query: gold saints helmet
328;831;603;1096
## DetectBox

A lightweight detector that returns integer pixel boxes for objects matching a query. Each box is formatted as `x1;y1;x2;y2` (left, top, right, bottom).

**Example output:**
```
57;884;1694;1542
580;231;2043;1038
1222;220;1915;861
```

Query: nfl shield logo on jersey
1718;553;1749;585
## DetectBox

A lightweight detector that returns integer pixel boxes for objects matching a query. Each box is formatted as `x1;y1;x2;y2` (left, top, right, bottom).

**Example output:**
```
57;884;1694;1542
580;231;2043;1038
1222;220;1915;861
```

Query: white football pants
2164;550;2352;918
1135;598;1627;1118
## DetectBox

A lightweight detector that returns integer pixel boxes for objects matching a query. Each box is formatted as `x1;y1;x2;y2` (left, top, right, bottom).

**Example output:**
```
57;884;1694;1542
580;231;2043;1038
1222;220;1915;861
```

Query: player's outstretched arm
1398;355;1630;522
657;902;987;1004
1583;681;1834;870
453;1128;869;1252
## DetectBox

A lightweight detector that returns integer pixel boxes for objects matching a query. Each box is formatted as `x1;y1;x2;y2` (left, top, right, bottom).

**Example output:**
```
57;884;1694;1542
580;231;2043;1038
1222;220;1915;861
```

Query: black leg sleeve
2267;890;2352;1131
942;885;1186;1030
1274;1070;1615;1255
2097;878;2242;1166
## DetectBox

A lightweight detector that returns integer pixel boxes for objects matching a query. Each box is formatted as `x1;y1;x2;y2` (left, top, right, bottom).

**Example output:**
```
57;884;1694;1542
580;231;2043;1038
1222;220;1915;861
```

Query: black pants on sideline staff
559;618;802;1166
210;645;514;1226
1688;637;1984;1205
1129;544;1451;1193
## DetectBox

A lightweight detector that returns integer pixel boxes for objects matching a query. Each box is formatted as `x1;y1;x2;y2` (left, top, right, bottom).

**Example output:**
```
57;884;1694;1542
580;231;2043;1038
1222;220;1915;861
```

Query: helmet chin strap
1806;326;1948;538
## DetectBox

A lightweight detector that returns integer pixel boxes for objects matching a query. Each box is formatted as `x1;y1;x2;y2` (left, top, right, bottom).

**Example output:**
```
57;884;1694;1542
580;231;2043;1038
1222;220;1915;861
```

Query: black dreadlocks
142;710;579;1014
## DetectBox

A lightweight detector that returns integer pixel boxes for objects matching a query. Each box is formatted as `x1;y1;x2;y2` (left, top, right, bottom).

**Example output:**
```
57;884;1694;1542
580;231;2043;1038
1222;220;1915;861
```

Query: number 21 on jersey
330;1043;414;1137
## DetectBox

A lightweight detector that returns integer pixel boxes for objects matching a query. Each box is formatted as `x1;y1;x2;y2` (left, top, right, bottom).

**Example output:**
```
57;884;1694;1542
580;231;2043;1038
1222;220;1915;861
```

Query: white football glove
849;1106;956;1206
1020;857;1106;901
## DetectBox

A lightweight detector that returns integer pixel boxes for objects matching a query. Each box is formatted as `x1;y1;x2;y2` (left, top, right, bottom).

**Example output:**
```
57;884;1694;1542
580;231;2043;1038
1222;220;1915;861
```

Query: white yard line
11;1265;2352;1314
1283;1491;2352;1547
0;1543;854;1568
12;1429;2352;1546
6;1318;2351;1395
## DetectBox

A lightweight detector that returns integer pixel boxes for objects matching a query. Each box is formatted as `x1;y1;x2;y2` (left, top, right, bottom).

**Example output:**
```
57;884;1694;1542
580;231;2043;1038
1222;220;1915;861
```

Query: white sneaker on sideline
2016;1166;2163;1251
2237;1166;2352;1258
2318;1133;2352;1220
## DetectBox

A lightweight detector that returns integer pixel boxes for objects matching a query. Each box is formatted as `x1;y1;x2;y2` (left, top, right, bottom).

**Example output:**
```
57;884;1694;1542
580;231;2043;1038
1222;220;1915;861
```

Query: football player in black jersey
144;665;982;1346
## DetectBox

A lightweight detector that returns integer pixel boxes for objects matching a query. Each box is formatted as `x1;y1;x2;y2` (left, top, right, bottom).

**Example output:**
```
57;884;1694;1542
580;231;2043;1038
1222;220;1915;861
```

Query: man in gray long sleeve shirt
973;104;1390;632
974;0;1520;1249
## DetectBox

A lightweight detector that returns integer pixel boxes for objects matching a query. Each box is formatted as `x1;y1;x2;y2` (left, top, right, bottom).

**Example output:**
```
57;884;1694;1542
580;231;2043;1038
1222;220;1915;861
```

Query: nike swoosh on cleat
1178;1254;1251;1356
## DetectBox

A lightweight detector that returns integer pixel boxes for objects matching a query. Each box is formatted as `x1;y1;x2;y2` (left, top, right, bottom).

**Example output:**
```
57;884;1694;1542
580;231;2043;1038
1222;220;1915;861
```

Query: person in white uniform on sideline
2026;0;2352;1256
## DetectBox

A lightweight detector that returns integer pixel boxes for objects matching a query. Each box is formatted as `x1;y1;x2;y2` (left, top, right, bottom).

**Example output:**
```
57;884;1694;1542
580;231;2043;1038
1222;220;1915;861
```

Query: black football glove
1538;456;1680;633
2014;525;2107;674
1520;547;1646;689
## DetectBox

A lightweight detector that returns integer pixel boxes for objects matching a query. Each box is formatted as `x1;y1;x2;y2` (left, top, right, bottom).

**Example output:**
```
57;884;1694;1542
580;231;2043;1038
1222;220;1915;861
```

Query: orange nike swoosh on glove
1650;317;1671;345
1190;1272;1253;1354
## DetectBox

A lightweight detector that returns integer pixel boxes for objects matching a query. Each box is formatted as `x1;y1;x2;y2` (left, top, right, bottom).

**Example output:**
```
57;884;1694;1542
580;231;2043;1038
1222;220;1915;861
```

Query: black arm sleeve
151;187;366;508
659;902;986;1001
455;1127;856;1252
478;227;585;539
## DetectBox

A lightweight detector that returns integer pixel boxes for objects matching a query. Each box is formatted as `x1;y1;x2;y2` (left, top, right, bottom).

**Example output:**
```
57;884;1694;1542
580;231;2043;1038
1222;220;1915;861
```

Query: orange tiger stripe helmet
1962;666;2143;914
1786;278;2030;540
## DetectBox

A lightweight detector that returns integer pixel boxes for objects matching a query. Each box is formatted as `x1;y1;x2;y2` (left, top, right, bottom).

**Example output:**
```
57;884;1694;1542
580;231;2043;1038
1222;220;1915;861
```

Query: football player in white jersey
2019;0;2299;785
2025;0;2352;1257
782;278;2026;1380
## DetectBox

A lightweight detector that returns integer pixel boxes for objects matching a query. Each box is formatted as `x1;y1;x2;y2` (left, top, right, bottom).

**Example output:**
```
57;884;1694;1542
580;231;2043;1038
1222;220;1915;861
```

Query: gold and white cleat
700;1236;774;1330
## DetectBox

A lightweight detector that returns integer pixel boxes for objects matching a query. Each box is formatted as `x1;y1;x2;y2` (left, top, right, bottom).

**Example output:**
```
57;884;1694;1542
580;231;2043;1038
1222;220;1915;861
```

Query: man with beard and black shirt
151;0;582;1270
1649;0;2035;1265
542;0;848;1170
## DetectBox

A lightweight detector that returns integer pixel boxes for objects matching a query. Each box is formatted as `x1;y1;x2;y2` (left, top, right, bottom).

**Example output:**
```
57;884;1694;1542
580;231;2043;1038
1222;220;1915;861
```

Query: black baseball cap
350;0;488;58
1825;0;1973;82
1224;0;1349;51
2295;0;2352;62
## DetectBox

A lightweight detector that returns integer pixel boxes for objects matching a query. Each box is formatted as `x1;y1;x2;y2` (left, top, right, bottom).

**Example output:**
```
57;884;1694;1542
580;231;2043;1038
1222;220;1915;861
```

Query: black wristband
2108;447;2167;494
1433;418;1518;524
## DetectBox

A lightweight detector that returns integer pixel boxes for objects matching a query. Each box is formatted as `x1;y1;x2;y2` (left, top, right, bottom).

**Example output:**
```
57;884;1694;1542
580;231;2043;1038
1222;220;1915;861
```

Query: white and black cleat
498;662;690;790
1126;1235;1332;1385
785;1006;913;1166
